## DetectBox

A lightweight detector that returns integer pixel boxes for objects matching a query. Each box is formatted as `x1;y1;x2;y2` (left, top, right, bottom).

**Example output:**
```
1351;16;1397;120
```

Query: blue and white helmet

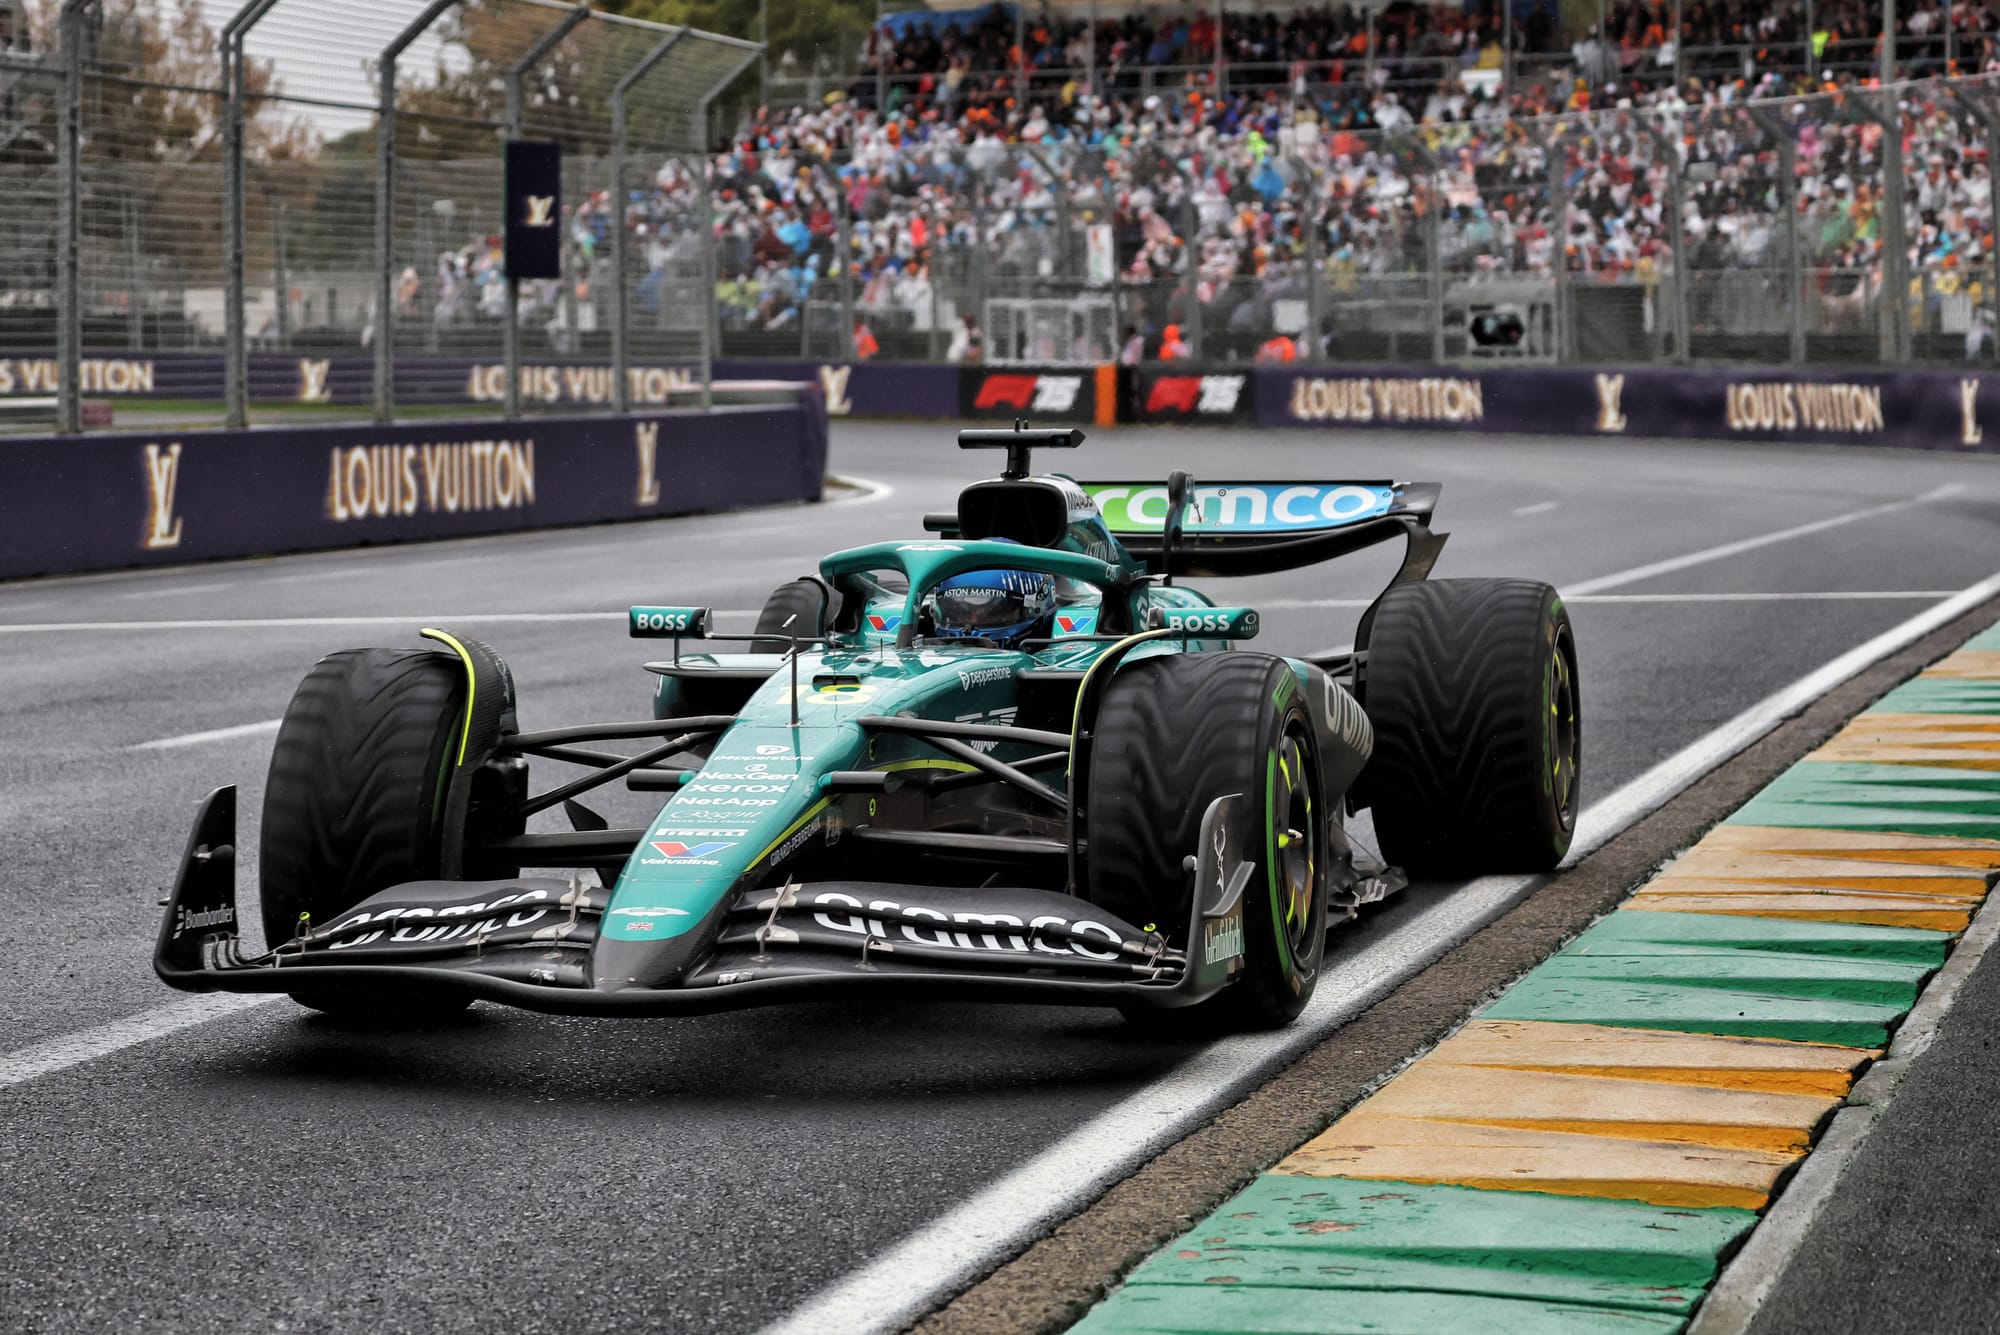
924;565;1057;647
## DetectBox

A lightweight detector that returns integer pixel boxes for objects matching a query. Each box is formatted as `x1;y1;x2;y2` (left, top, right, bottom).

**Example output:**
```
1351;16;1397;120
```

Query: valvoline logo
1055;609;1099;635
866;613;902;633
650;840;734;859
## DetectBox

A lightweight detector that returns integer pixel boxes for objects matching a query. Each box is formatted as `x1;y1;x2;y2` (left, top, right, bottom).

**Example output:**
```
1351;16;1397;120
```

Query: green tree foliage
606;0;875;94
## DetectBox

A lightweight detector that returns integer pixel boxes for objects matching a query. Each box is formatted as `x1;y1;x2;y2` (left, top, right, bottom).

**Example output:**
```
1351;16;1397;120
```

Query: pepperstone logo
1962;378;1983;447
141;442;184;550
1287;376;1484;424
1723;381;1885;434
1594;373;1628;433
297;358;332;404
819;364;853;415
635;421;661;505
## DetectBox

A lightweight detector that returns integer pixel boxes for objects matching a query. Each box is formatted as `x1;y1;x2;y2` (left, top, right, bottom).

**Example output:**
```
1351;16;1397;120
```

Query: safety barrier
14;355;2000;452
0;394;827;580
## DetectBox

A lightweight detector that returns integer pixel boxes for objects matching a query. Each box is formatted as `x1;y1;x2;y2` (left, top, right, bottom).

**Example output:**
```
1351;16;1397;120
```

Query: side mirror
629;606;712;639
1147;606;1260;640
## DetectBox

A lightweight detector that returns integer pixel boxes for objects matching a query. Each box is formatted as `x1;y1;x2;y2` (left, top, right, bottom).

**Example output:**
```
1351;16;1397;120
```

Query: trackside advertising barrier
1260;365;2000;451
16;353;2000;449
0;400;828;580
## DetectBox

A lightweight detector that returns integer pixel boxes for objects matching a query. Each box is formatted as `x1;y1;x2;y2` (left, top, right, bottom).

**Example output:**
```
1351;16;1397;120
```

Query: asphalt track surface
2;424;1998;1333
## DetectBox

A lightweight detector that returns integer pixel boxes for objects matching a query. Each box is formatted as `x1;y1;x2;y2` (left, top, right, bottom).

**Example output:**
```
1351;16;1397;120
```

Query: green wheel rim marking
1549;624;1579;820
1270;723;1319;960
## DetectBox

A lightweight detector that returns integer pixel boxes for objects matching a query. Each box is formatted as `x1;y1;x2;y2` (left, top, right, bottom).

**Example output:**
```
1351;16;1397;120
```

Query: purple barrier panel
712;359;961;419
1255;366;1569;433
1260;363;2000;451
0;402;826;580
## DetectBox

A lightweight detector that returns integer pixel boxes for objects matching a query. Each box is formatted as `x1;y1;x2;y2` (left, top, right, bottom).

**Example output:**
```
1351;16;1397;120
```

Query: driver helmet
924;556;1057;649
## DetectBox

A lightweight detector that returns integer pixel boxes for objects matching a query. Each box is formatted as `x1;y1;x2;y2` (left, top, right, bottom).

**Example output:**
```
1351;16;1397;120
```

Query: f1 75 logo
974;374;1081;413
1146;375;1244;415
142;442;184;550
523;195;557;227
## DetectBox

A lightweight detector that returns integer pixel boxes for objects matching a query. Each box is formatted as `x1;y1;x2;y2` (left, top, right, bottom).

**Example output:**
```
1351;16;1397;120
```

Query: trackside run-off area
2;424;1999;1335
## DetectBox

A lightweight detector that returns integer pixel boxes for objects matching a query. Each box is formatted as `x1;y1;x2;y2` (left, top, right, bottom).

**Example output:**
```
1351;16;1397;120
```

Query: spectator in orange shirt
1159;323;1190;360
853;318;880;360
1256;333;1298;363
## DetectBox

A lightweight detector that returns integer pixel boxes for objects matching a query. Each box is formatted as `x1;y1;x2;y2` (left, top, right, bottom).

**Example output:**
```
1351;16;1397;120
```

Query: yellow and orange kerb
1073;624;2000;1334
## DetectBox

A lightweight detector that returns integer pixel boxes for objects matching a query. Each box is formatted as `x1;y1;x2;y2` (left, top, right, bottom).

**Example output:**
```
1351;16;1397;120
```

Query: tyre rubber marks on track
1074;620;2000;1335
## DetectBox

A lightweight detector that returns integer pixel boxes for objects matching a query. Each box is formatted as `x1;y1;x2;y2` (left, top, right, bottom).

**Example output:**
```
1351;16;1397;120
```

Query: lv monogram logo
142;443;184;550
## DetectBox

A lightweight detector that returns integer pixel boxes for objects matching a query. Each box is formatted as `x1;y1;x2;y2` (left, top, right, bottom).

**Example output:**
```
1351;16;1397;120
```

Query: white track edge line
0;994;280;1090
131;719;285;751
1687;876;2000;1334
757;566;2000;1335
1563;484;1965;597
0;611;762;633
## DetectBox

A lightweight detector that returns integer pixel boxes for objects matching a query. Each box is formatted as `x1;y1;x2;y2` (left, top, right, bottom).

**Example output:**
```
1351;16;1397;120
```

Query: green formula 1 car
155;426;1580;1031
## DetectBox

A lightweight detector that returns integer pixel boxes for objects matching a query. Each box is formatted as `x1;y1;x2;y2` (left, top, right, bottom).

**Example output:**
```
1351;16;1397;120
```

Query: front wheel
1088;653;1328;1031
1359;579;1580;877
260;647;505;1021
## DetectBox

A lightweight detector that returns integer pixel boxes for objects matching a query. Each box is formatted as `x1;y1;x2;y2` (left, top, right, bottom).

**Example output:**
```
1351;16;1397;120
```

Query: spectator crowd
417;1;2000;361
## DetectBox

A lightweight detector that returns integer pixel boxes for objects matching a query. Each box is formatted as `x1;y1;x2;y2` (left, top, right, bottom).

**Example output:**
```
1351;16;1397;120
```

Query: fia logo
297;358;331;404
1961;378;1983;447
634;421;660;506
523;195;557;228
1594;373;1628;433
142;442;184;550
818;364;853;416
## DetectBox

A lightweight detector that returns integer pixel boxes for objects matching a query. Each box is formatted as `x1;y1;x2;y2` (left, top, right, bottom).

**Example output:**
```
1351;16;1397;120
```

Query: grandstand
15;0;2000;391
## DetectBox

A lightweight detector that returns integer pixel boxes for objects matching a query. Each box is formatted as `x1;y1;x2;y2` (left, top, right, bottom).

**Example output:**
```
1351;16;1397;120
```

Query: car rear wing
1076;480;1446;580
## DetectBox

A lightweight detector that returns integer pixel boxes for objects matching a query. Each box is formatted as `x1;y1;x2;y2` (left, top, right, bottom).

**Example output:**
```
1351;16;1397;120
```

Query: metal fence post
1842;89;1909;362
696;47;759;405
611;29;685;417
57;0;91;435
506;3;590;420
376;0;461;426
1747;104;1804;365
1392;132;1443;364
1947;82;2000;362
1638;112;1689;363
222;0;280;429
1519;119;1570;363
1879;88;1911;363
1288;155;1322;361
838;190;855;359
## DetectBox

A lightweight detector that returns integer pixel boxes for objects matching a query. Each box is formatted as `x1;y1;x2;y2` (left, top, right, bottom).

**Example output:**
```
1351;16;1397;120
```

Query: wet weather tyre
1359;579;1580;877
260;648;473;1020
1089;654;1328;1030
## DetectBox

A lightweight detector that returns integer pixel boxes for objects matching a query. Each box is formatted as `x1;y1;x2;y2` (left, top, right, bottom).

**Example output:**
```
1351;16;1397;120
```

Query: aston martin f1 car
156;426;1580;1031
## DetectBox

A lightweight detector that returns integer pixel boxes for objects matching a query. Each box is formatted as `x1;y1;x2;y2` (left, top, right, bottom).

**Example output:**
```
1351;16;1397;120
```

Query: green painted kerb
1072;1177;1753;1335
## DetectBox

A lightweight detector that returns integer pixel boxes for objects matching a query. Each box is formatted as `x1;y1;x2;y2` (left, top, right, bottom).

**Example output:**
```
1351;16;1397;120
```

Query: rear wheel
1089;654;1328;1030
1359;579;1580;877
261;648;484;1020
754;577;836;644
